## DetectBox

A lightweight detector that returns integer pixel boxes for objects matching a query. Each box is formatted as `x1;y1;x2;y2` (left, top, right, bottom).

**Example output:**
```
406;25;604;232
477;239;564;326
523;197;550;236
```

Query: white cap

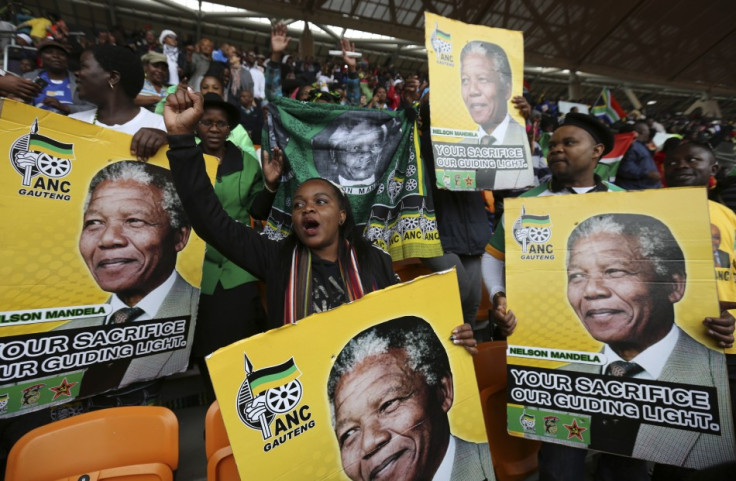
16;33;32;45
159;29;176;44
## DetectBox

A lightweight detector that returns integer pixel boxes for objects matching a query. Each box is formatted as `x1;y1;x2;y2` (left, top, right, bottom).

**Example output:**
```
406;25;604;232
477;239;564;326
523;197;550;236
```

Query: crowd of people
1;6;736;481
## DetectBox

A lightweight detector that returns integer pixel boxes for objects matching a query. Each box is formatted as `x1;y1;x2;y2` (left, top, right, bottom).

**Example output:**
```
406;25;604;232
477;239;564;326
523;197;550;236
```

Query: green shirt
197;140;265;294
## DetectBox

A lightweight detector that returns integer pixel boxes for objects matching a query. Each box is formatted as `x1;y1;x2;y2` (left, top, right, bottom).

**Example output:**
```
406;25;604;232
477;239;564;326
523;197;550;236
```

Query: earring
109;80;114;89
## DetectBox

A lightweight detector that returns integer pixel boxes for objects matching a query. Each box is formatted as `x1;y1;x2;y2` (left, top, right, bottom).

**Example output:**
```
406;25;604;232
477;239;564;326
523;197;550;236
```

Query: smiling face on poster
79;162;192;307
207;271;495;481
502;188;735;469
565;214;687;359
425;12;533;191
328;317;456;481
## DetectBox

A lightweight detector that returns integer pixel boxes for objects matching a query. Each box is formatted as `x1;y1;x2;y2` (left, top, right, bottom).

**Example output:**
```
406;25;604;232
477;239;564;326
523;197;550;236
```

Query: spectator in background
615;121;662;190
238;89;263;145
226;50;254;107
200;71;225;97
367;85;392;110
316;61;334;92
19;58;35;75
15;13;52;44
23;39;93;115
158;29;183;85
15;33;33;47
386;77;403;110
135;51;170;112
136;29;159;56
70;44;167;161
244;50;265;102
95;28;114;46
196;72;260;162
652;136;682;187
48;12;68;42
188;37;213;91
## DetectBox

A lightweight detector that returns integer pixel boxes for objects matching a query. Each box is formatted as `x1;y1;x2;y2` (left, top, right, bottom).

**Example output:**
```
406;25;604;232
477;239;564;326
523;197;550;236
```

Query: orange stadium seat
474;341;541;481
5;406;178;481
205;401;240;481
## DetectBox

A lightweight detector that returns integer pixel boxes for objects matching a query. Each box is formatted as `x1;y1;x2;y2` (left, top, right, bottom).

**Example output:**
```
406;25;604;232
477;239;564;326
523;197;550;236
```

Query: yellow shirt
26;17;52;39
709;200;736;354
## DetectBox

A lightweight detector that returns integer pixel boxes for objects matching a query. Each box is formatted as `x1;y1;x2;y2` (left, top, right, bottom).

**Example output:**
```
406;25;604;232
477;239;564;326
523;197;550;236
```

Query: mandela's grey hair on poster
84;160;189;230
566;213;685;280
326;316;451;422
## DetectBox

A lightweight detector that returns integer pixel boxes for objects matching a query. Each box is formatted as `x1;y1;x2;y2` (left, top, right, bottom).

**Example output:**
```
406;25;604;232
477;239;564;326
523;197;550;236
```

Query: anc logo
429;23;454;66
9;118;75;200
512;205;554;260
237;353;315;453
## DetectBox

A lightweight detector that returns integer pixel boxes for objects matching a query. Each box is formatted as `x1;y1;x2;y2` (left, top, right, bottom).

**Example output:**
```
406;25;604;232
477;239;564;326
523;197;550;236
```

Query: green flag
263;98;442;261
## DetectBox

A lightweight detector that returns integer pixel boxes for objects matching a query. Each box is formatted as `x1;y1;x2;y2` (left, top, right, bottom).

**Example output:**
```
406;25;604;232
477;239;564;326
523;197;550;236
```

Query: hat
141;51;168;65
159;29;176;45
36;39;71;54
16;33;32;45
202;93;239;130
560;113;614;156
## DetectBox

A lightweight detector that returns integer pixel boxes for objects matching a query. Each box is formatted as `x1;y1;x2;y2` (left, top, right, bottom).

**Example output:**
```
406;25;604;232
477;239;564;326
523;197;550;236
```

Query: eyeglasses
199;119;229;130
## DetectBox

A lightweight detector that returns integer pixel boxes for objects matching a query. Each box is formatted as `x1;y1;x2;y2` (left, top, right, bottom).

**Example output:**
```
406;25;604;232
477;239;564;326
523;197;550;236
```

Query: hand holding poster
425;12;534;191
207;271;494;480
0;100;210;417
504;188;735;468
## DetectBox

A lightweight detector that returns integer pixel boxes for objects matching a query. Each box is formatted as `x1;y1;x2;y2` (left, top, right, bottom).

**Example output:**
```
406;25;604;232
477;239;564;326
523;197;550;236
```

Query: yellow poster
504;188;735;468
0;100;212;417
208;270;492;480
425;12;533;191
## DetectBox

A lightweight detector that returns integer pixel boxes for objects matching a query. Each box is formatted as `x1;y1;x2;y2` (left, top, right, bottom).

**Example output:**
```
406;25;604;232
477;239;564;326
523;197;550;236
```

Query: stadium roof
21;0;736;116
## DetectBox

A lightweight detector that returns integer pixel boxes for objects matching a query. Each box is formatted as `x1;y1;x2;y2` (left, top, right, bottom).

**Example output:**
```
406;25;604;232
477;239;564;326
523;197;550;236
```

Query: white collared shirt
602;324;680;380
476;113;511;144
431;434;456;481
107;271;178;323
249;66;266;100
338;174;376;186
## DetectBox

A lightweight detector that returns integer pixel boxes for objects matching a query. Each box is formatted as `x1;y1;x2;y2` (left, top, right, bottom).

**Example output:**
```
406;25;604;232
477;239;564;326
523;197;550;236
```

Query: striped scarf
284;241;365;325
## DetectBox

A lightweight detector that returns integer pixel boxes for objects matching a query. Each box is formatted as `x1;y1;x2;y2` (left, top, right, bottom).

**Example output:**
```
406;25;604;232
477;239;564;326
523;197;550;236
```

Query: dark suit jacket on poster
450;436;495;480
715;249;730;268
61;272;199;388
458;116;532;190
459;116;528;147
562;328;735;469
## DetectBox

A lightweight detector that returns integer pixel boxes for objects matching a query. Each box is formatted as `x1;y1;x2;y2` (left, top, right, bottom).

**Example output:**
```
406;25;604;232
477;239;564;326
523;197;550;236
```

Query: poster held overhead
425;12;534;191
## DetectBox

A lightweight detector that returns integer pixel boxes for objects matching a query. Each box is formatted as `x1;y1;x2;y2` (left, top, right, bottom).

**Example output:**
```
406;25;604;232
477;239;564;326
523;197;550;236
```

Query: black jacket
167;135;398;329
